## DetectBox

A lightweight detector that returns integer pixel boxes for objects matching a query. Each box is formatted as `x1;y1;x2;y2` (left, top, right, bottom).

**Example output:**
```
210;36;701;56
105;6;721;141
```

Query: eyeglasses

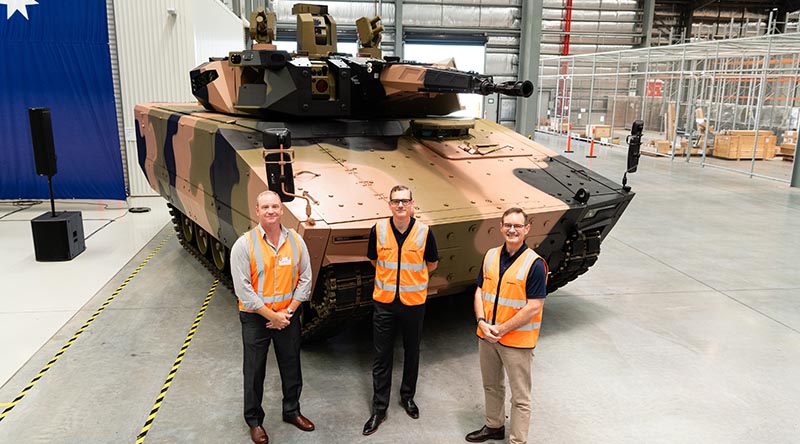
390;199;412;206
502;223;526;230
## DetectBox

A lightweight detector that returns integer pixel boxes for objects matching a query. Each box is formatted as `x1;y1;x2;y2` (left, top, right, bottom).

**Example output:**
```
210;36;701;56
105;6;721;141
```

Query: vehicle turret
190;5;531;119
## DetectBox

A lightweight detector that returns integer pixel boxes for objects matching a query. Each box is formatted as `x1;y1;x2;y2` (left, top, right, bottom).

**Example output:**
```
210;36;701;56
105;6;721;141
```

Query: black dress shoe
399;398;419;419
362;412;386;435
465;425;505;443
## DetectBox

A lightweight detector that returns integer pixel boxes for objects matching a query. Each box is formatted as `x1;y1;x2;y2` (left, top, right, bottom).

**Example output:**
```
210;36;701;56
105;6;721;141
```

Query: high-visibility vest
373;218;430;306
238;227;302;312
477;246;546;348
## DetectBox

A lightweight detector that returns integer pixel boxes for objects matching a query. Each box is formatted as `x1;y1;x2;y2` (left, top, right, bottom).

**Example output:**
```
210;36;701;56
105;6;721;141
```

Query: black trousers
240;311;302;428
371;299;425;414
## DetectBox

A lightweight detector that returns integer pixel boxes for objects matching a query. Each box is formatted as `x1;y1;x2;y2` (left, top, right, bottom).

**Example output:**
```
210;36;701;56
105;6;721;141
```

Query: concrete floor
0;197;170;388
1;135;799;444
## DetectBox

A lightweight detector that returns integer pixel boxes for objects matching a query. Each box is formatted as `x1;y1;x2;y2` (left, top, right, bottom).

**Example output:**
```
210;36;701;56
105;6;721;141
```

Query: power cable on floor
1;199;151;241
82;210;137;241
0;200;42;220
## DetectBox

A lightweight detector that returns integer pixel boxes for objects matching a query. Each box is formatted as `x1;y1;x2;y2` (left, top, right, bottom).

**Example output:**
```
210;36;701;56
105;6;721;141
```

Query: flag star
1;0;39;20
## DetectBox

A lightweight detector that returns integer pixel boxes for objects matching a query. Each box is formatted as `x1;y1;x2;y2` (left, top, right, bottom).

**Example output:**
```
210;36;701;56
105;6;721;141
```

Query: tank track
168;205;234;289
167;204;374;341
169;200;595;336
301;262;375;341
547;227;602;292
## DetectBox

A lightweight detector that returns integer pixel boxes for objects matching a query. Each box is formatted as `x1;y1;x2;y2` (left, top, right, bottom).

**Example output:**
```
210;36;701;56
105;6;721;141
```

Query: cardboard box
779;143;796;156
712;130;776;159
654;140;671;153
590;125;612;139
550;122;570;133
782;130;797;145
599;137;620;145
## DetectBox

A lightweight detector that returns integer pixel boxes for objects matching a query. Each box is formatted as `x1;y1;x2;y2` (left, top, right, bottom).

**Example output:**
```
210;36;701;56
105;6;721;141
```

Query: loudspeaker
31;211;85;261
28;107;58;177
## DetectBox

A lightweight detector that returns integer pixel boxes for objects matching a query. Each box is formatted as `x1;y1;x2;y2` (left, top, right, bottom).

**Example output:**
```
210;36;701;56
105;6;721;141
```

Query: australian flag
0;0;125;199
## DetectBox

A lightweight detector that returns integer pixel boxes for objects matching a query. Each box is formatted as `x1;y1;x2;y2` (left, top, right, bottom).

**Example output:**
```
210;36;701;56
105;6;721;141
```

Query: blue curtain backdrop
0;0;125;200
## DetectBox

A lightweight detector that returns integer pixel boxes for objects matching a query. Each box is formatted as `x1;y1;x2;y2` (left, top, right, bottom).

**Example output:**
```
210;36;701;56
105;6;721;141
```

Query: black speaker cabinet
31;211;85;261
29;107;58;176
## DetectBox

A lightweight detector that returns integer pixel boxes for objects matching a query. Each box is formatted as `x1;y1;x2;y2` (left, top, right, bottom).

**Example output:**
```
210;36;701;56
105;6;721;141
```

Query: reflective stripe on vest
482;290;526;309
477;247;545;348
373;218;429;306
375;280;429;293
375;259;427;272
238;227;301;312
483;319;542;331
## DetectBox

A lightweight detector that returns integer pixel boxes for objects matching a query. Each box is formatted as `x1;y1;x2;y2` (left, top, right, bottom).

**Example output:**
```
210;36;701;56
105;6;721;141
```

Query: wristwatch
287;307;294;315
476;317;486;325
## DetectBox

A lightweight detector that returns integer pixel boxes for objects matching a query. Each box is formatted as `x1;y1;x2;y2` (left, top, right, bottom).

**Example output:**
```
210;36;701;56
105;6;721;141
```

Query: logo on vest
278;256;291;266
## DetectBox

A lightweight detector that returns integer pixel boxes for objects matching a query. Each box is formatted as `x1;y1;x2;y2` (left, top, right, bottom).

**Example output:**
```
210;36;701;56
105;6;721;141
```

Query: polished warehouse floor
1;137;799;444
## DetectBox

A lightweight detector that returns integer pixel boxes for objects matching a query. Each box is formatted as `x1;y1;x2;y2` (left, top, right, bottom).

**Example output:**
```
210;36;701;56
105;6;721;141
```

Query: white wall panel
107;0;128;194
192;1;244;69
114;0;243;196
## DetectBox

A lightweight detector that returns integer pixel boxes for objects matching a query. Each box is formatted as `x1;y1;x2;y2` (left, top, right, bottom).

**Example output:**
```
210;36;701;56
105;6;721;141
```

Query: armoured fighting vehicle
135;4;637;339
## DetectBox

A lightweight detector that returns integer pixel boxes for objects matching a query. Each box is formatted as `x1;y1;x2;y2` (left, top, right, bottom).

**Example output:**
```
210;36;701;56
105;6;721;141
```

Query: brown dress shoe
283;414;315;431
249;425;268;444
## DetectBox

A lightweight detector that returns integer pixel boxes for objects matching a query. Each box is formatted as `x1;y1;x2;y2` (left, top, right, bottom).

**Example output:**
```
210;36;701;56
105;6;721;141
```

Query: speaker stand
48;175;56;216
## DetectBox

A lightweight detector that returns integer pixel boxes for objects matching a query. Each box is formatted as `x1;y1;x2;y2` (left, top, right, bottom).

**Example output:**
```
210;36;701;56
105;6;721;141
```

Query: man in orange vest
466;207;548;444
362;185;439;435
231;190;315;444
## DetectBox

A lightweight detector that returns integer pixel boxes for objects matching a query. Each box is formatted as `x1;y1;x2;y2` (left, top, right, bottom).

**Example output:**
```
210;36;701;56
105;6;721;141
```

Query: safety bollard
565;124;573;153
586;127;597;158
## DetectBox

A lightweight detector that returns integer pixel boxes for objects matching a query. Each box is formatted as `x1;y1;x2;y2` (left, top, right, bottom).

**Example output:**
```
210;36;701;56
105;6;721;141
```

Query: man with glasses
466;207;547;444
363;185;439;435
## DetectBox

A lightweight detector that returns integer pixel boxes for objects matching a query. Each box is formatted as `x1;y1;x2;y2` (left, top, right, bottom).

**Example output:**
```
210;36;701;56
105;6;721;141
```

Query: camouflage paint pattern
135;103;633;298
136;5;634;340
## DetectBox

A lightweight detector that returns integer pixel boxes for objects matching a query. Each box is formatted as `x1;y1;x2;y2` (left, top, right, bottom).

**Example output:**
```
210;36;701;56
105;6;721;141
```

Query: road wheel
180;214;194;243
196;227;210;257
211;239;228;272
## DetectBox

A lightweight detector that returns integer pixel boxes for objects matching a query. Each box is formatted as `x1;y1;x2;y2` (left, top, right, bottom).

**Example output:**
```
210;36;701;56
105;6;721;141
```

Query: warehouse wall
113;0;243;196
541;0;642;55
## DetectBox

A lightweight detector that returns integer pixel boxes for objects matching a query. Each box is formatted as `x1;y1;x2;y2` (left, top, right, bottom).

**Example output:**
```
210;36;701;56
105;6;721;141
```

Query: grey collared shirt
231;224;312;311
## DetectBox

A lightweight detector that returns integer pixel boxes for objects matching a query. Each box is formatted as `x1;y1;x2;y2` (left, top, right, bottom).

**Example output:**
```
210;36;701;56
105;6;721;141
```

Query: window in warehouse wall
404;44;486;118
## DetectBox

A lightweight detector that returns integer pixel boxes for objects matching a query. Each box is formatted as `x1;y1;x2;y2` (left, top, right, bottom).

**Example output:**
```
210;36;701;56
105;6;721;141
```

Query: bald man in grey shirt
230;190;315;444
231;224;312;311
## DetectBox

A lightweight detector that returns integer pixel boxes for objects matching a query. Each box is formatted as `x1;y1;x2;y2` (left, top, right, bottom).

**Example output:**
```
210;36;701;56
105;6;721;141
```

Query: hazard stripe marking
135;280;219;444
0;233;173;423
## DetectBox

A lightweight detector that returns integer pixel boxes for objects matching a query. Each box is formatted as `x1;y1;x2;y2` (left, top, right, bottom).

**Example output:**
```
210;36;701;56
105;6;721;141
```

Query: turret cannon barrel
480;80;534;97
412;68;534;98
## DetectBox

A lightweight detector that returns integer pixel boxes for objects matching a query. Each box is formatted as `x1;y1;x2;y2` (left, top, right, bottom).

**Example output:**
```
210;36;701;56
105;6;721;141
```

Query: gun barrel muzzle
485;80;534;97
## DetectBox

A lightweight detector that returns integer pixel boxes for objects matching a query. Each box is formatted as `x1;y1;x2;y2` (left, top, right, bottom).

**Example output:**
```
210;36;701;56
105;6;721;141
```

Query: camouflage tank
135;4;636;340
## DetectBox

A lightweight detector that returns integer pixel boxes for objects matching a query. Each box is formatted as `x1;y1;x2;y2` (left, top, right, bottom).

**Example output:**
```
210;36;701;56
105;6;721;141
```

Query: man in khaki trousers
466;208;547;444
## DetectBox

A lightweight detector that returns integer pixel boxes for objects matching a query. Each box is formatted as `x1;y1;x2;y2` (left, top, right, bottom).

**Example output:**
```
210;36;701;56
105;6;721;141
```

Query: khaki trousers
479;339;535;444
